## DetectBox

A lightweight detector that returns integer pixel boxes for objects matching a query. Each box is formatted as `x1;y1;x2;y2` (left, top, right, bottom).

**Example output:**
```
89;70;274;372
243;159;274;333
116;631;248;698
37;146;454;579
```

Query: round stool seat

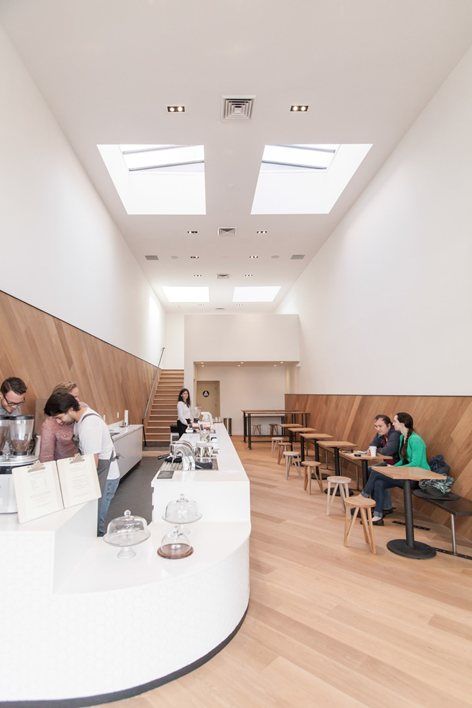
344;495;375;508
327;475;351;484
301;460;322;467
283;451;300;458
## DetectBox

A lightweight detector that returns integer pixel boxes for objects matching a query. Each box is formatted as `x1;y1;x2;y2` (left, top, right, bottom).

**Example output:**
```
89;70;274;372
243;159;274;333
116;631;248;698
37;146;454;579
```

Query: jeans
98;477;120;535
363;471;406;517
367;465;393;510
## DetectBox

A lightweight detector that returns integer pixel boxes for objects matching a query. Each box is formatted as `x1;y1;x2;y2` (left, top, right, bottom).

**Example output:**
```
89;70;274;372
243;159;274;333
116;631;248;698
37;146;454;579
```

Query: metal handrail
143;347;165;421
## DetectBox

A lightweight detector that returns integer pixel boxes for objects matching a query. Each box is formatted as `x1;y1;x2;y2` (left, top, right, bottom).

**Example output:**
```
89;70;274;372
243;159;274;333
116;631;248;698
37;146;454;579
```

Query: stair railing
142;347;165;447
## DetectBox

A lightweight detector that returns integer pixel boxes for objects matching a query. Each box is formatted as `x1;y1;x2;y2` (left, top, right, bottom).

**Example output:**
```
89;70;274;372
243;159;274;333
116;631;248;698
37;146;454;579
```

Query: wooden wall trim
0;290;157;426
286;393;472;540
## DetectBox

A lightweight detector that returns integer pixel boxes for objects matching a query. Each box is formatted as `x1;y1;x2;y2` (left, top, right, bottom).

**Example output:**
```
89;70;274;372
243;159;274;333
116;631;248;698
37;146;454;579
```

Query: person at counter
44;391;120;536
0;377;27;416
177;388;192;438
361;412;430;525
39;381;85;462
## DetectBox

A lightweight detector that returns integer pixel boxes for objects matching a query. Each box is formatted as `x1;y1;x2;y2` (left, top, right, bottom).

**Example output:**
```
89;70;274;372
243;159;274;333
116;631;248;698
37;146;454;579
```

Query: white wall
162;314;185;369
278;45;472;395
0;27;165;365
184;313;300;393
195;364;286;435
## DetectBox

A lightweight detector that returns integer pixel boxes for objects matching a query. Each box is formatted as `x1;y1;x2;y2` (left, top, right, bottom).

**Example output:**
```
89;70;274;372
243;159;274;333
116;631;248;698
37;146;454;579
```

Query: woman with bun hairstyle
361;412;429;525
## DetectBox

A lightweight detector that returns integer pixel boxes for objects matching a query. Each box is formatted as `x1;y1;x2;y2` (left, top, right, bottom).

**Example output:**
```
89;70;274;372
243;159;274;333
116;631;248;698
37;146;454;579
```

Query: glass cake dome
104;509;150;558
162;493;202;525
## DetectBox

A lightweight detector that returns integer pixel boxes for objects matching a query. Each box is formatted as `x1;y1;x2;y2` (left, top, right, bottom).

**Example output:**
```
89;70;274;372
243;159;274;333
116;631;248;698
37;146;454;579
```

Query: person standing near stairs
177;388;192;438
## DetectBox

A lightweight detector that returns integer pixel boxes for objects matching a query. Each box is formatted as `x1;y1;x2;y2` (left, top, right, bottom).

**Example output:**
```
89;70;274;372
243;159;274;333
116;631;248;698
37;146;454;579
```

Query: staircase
144;369;184;444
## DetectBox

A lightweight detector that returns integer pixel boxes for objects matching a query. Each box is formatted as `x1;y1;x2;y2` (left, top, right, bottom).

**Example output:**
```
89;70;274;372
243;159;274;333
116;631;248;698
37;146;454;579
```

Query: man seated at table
366;414;400;515
361;412;430;525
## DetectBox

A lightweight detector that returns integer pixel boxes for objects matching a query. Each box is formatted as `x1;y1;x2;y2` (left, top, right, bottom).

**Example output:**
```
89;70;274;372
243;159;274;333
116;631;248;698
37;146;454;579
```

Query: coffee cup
369;446;377;457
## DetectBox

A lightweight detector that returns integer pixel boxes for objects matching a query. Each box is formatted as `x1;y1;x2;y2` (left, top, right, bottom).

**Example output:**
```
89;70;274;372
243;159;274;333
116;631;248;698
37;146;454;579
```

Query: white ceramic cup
369;445;377;457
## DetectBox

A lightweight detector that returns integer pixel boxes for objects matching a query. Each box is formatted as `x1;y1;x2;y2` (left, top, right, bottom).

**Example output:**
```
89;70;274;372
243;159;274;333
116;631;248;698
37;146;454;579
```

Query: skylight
97;144;206;214
261;144;338;171
252;143;372;214
120;145;204;172
233;286;281;303
163;286;209;303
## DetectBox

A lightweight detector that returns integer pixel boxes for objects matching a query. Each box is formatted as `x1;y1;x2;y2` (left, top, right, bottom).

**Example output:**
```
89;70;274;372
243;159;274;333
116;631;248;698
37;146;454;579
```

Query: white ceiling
2;0;472;313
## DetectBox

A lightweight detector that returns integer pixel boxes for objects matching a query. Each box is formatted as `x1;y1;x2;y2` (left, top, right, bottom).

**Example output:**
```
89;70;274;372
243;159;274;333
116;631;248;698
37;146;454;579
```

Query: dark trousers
177;420;188;438
363;471;417;516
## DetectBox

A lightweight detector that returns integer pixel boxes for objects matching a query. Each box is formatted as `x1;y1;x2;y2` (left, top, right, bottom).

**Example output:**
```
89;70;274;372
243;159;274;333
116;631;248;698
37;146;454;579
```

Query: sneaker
372;515;384;526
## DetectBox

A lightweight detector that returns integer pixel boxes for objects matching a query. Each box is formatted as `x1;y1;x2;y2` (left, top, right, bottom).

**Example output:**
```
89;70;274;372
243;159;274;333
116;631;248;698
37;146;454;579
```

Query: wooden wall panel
286;393;472;540
0;291;157;426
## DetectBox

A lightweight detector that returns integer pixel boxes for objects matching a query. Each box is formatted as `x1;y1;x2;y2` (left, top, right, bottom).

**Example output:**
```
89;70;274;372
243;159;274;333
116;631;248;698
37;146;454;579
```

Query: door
196;381;220;418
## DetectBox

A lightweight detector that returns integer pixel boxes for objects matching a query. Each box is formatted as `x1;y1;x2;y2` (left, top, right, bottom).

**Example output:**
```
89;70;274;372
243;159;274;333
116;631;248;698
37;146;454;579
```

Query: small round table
371;465;445;559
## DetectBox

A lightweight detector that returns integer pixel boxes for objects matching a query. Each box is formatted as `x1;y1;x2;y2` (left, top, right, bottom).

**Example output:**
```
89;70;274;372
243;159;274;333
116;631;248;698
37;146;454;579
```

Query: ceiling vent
217;273;230;279
218;227;236;237
223;96;254;120
290;254;305;260
145;255;159;261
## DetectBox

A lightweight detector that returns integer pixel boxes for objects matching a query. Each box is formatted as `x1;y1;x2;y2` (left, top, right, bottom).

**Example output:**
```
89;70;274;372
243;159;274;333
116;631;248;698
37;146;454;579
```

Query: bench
413;489;472;557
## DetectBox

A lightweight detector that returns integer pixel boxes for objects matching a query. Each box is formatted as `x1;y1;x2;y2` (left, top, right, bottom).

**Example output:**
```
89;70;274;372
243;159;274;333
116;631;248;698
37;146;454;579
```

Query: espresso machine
0;415;38;514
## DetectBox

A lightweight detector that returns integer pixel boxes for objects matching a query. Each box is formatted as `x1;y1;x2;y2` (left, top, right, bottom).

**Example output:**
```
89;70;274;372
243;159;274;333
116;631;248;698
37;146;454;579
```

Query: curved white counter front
0;424;250;705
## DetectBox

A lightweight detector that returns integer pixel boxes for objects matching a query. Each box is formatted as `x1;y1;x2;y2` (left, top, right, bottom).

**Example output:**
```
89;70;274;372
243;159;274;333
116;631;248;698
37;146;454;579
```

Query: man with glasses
0;377;27;416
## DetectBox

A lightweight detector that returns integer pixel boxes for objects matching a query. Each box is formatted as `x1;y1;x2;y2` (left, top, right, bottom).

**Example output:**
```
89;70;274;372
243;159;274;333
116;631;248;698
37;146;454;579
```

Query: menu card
57;455;101;508
13;461;64;523
12;454;101;524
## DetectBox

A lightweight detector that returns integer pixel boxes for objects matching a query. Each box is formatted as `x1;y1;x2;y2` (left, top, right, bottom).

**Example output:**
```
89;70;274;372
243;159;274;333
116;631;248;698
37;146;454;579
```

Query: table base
387;539;436;559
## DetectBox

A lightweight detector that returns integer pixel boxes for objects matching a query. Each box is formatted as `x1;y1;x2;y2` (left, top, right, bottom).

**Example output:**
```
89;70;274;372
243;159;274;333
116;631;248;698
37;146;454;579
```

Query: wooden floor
107;437;472;708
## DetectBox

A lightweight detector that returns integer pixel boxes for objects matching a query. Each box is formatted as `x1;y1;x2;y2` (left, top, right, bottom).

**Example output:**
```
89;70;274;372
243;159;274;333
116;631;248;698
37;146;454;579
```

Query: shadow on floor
108;456;164;524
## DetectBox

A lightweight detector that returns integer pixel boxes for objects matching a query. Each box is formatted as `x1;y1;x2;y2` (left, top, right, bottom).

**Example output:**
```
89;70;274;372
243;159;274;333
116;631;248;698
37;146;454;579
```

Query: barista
44;391;120;536
0;377;27;416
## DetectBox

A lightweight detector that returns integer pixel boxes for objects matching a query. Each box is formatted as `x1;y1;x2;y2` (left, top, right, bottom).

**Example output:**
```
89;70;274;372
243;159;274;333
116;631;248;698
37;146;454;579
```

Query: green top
394;432;430;470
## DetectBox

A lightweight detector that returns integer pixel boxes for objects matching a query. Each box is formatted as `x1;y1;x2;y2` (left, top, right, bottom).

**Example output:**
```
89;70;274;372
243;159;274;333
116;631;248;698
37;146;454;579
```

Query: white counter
108;423;143;479
0;423;250;705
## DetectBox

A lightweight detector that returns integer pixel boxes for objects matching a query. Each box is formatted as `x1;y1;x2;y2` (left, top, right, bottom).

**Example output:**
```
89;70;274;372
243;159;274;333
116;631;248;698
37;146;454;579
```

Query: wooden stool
326;475;351;515
269;423;281;436
252;424;262;436
277;441;292;464
344;496;376;554
271;436;286;455
301;460;323;494
283;451;301;480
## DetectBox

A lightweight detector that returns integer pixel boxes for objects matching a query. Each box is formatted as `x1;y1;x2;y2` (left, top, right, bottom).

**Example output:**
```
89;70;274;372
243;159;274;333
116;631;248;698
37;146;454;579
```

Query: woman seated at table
361;412;430;525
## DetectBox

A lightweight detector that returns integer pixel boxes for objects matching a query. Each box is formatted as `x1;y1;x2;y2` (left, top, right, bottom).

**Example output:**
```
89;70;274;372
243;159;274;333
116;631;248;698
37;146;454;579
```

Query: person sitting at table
361;412;430;525
366;414;401;515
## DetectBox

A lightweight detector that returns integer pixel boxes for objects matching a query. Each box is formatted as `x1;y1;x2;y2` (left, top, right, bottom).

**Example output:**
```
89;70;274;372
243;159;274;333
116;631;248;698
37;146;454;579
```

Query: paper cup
369;446;377;457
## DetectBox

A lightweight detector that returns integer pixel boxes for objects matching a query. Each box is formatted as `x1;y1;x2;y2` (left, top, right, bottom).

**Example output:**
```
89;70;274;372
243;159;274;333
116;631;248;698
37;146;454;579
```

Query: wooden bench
413;489;472;557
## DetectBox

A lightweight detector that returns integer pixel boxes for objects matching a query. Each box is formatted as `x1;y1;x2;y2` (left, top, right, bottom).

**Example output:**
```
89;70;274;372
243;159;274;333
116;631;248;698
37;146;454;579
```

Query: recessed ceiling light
190;255;200;260
215;307;225;311
217;273;230;279
271;255;279;259
256;230;268;235
233;286;281;303
162;286;209;303
144;255;159;261
249;255;259;260
290;254;305;260
187;230;198;235
290;104;309;112
167;105;186;112
243;273;254;278
193;273;203;278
